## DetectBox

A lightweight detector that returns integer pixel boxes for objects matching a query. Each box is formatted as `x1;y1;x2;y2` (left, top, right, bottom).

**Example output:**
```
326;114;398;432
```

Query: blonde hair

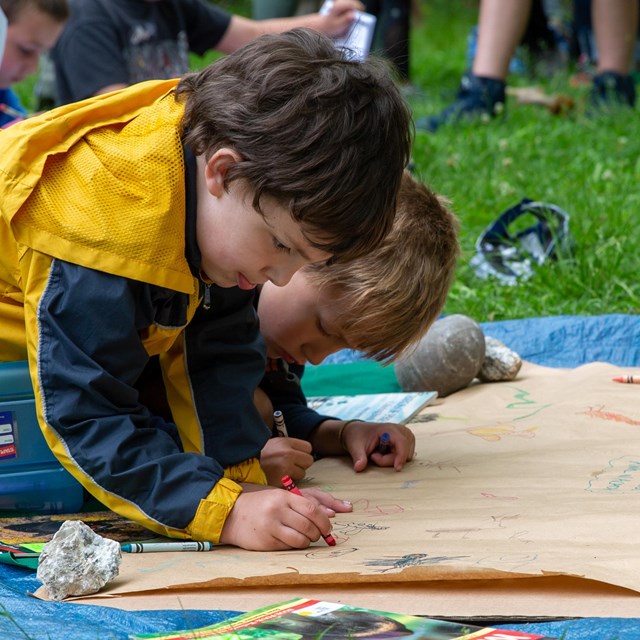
306;172;460;362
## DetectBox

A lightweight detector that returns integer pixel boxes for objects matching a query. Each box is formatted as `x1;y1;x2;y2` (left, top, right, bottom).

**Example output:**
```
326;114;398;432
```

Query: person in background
252;0;301;20
0;0;67;126
50;0;363;105
0;7;7;59
256;171;460;486
252;0;416;89
418;0;637;132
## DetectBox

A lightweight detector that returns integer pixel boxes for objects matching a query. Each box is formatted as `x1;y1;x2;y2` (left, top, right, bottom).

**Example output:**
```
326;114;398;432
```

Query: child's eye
316;318;331;338
18;46;38;58
273;237;291;253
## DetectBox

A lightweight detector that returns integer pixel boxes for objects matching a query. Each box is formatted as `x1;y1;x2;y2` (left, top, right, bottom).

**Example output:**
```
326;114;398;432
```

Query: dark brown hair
1;0;69;22
176;28;413;262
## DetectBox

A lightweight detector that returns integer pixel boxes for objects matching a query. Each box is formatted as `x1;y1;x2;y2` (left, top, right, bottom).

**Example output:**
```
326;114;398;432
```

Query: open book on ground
307;390;437;424
130;597;559;639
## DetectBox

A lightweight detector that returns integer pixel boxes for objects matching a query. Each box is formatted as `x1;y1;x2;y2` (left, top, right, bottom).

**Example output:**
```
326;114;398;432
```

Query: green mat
301;361;401;397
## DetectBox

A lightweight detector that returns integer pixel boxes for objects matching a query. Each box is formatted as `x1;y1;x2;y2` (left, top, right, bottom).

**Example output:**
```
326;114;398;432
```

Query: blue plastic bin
0;361;85;513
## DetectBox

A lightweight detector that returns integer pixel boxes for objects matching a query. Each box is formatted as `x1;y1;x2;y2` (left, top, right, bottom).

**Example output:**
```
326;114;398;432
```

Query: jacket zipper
202;281;211;310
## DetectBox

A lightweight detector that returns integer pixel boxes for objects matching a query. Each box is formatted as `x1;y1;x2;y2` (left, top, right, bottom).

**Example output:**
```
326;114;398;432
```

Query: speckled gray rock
36;520;121;601
395;315;486;397
478;336;522;382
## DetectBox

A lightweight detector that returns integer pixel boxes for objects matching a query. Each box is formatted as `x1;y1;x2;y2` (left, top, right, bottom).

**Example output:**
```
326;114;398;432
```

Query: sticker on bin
0;411;17;459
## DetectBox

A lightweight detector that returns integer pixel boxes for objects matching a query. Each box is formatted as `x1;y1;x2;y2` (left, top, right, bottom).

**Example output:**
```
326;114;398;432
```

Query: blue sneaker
590;71;636;109
416;72;506;133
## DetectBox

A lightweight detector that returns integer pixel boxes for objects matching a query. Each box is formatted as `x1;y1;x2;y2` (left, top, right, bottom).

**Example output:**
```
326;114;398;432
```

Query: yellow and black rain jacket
0;80;269;541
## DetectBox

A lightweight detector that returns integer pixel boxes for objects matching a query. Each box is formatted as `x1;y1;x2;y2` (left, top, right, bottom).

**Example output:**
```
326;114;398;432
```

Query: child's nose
267;269;295;287
267;259;306;287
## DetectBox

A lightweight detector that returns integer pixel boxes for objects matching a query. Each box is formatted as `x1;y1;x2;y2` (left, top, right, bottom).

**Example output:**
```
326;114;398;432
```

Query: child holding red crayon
0;30;412;550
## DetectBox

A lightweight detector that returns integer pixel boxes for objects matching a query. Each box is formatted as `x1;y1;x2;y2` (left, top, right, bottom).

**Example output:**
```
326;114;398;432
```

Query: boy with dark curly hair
0;29;412;550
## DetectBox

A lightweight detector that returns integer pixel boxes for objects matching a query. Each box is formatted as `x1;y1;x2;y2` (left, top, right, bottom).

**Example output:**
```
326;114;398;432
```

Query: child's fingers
302;488;352;513
278;517;323;549
280;450;314;481
283;493;334;547
390;443;414;471
392;449;409;471
368;435;412;470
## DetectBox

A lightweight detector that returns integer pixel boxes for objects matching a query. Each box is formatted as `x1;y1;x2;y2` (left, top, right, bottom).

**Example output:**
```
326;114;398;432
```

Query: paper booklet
307;390;437;424
130;597;559;639
319;0;377;61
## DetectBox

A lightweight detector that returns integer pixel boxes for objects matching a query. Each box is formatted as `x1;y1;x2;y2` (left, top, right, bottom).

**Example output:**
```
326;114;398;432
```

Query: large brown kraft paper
65;362;640;616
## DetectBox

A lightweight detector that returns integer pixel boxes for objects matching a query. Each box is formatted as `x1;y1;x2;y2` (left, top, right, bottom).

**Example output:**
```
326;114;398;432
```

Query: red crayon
281;475;336;546
612;376;640;384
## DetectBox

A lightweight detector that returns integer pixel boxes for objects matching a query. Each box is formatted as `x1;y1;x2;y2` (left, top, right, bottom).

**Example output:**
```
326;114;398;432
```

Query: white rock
478;336;522;381
36;520;121;601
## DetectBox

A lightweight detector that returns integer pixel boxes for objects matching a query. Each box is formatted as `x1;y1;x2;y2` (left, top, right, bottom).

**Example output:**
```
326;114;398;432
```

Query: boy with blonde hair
0;29;412;550
257;171;459;485
0;0;68;126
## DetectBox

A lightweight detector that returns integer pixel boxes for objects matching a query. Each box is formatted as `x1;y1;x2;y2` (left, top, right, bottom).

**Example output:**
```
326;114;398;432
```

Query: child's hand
218;484;339;550
299;487;352;515
260;437;314;486
342;422;416;473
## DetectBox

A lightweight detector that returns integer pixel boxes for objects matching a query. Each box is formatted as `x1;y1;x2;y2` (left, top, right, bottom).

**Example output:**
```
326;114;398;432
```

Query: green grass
13;0;639;322
404;0;640;321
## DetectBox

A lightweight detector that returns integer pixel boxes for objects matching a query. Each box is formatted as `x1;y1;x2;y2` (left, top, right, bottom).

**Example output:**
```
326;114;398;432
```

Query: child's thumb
352;453;369;473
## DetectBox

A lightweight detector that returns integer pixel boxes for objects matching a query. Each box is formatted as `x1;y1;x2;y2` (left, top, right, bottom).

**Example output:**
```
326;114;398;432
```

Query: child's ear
203;148;242;197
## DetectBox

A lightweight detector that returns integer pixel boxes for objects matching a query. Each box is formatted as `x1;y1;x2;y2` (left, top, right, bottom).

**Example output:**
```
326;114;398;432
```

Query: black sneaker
590;71;636;110
416;72;506;133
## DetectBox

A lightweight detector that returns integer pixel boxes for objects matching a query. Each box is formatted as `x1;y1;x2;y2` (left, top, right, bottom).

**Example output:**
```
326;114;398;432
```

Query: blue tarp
323;313;640;368
480;313;640;368
0;564;238;639
1;314;639;639
1;561;639;639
